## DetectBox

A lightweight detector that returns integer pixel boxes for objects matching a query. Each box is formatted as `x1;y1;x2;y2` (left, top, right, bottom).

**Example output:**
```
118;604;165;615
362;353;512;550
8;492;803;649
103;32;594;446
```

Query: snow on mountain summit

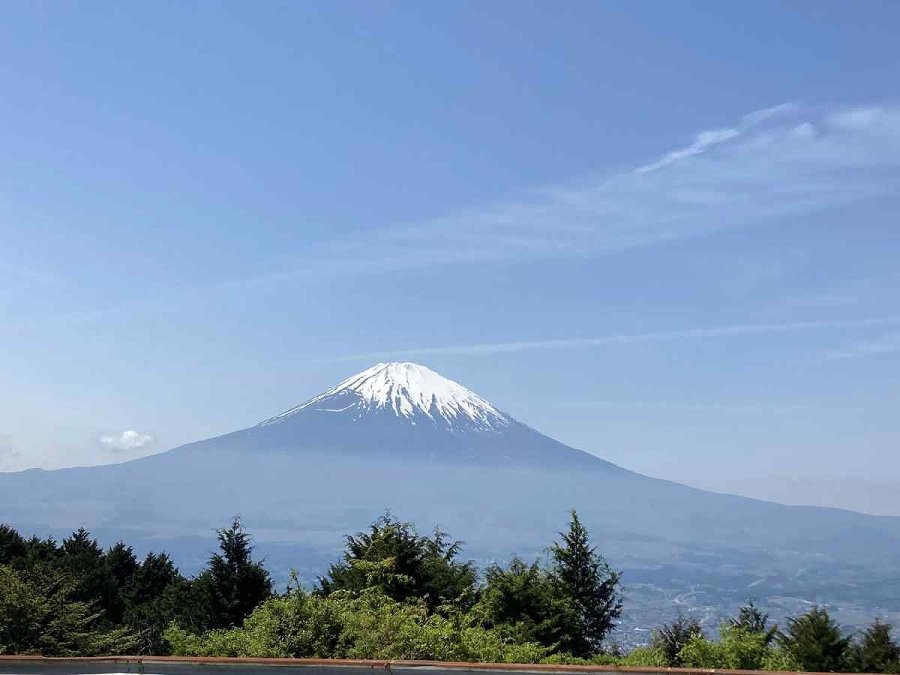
259;362;511;431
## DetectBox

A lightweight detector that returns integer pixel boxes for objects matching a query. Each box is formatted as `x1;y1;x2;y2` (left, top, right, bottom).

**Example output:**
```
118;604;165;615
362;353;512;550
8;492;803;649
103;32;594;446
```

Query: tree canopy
0;514;897;672
319;513;477;612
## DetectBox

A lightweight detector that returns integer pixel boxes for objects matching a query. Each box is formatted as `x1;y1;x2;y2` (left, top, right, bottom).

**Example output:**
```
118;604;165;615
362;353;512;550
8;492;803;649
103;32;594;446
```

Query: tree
0;525;26;566
651;615;703;666
319;513;477;612
19;535;63;570
131;552;184;606
475;557;578;650
61;528;107;608
778;606;851;672
850;619;900;673
730;602;777;644
124;552;187;654
191;517;272;630
103;542;139;624
549;510;622;656
0;563;134;656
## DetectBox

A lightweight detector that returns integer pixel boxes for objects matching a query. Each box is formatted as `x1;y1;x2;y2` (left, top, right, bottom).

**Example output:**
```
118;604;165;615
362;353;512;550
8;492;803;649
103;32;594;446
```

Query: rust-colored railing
0;656;874;675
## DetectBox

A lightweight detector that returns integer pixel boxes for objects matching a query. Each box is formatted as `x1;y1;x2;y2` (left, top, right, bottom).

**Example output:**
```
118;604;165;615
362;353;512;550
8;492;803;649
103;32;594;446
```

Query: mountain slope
1;362;898;636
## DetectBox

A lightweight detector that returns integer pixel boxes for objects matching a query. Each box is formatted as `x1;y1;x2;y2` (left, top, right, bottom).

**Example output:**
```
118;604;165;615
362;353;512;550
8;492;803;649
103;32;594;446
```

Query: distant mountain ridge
1;362;899;639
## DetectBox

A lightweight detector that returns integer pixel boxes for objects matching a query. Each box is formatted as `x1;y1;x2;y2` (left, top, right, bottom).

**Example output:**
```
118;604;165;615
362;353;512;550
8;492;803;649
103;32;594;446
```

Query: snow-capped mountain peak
260;362;510;431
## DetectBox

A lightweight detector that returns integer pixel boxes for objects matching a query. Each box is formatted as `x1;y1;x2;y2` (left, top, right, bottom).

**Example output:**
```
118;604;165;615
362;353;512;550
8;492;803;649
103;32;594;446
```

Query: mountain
2;362;899;640
248;362;612;469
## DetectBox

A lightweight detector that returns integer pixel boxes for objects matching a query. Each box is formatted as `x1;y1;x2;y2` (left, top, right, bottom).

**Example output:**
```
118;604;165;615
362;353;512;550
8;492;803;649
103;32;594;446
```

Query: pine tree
103;542;139;624
125;552;187;654
730;602;777;644
61;528;107;608
549;510;622;656
0;563;134;656
651;615;703;666
476;557;579;650
854;619;900;673
779;606;851;672
319;513;476;612
192;517;272;630
0;524;26;565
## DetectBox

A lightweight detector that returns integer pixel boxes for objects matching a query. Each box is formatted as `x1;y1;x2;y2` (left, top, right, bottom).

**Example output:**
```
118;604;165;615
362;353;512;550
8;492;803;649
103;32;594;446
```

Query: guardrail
0;657;867;675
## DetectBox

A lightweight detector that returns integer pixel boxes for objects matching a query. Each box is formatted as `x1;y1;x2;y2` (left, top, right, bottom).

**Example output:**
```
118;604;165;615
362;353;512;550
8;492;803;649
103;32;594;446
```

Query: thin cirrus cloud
324;316;900;362
39;100;900;325
142;99;898;298
299;101;900;271
98;429;154;453
636;101;799;175
822;332;900;361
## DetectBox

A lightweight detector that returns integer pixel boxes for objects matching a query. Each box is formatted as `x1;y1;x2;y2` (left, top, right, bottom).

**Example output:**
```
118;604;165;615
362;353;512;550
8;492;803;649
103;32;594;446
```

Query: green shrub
620;646;669;667
761;645;802;672
541;653;621;665
679;626;771;670
165;588;547;662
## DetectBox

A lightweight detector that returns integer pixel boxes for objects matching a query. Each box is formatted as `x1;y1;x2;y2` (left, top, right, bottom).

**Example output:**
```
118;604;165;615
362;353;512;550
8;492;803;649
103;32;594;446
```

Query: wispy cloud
98;429;154;452
562;400;812;415
0;262;57;285
322;316;900;362
636;103;798;174
822;332;900;361
636;127;742;174
37;100;900;326
291;101;900;273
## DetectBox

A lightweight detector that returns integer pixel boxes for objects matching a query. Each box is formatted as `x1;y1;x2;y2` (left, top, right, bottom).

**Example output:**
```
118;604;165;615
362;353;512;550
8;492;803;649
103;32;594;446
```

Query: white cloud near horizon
99;429;154;452
322;316;900;362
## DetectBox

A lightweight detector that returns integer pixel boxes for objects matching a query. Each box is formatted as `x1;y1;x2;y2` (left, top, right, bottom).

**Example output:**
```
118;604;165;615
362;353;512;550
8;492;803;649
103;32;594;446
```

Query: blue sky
2;1;899;514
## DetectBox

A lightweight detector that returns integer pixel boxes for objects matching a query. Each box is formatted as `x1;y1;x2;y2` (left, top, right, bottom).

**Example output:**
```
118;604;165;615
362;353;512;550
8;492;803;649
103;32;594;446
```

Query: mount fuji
247;362;610;469
2;362;899;636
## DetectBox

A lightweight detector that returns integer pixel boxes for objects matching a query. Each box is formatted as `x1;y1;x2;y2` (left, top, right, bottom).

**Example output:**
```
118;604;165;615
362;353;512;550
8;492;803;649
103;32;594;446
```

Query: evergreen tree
549;510;622;656
61;528;107;607
730;602;777;644
320;513;476;612
131;552;183;604
125;552;187;654
0;563;134;656
20;534;63;569
191;517;272;630
651;615;704;666
103;542;139;624
778;606;851;672
852;619;900;673
476;557;578;650
0;524;26;565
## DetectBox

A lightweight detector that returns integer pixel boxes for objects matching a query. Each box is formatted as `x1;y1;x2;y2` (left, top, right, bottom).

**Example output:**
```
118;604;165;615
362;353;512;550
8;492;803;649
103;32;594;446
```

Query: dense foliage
548;510;622;656
2;515;899;672
186;518;273;632
318;513;477;613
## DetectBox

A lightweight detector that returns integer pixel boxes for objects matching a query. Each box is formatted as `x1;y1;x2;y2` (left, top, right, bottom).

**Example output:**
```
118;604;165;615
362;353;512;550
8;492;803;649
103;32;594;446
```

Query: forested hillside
1;512;898;672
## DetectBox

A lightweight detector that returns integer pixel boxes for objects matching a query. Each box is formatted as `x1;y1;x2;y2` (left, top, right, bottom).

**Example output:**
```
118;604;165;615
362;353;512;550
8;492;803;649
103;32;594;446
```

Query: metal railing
0;657;855;675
